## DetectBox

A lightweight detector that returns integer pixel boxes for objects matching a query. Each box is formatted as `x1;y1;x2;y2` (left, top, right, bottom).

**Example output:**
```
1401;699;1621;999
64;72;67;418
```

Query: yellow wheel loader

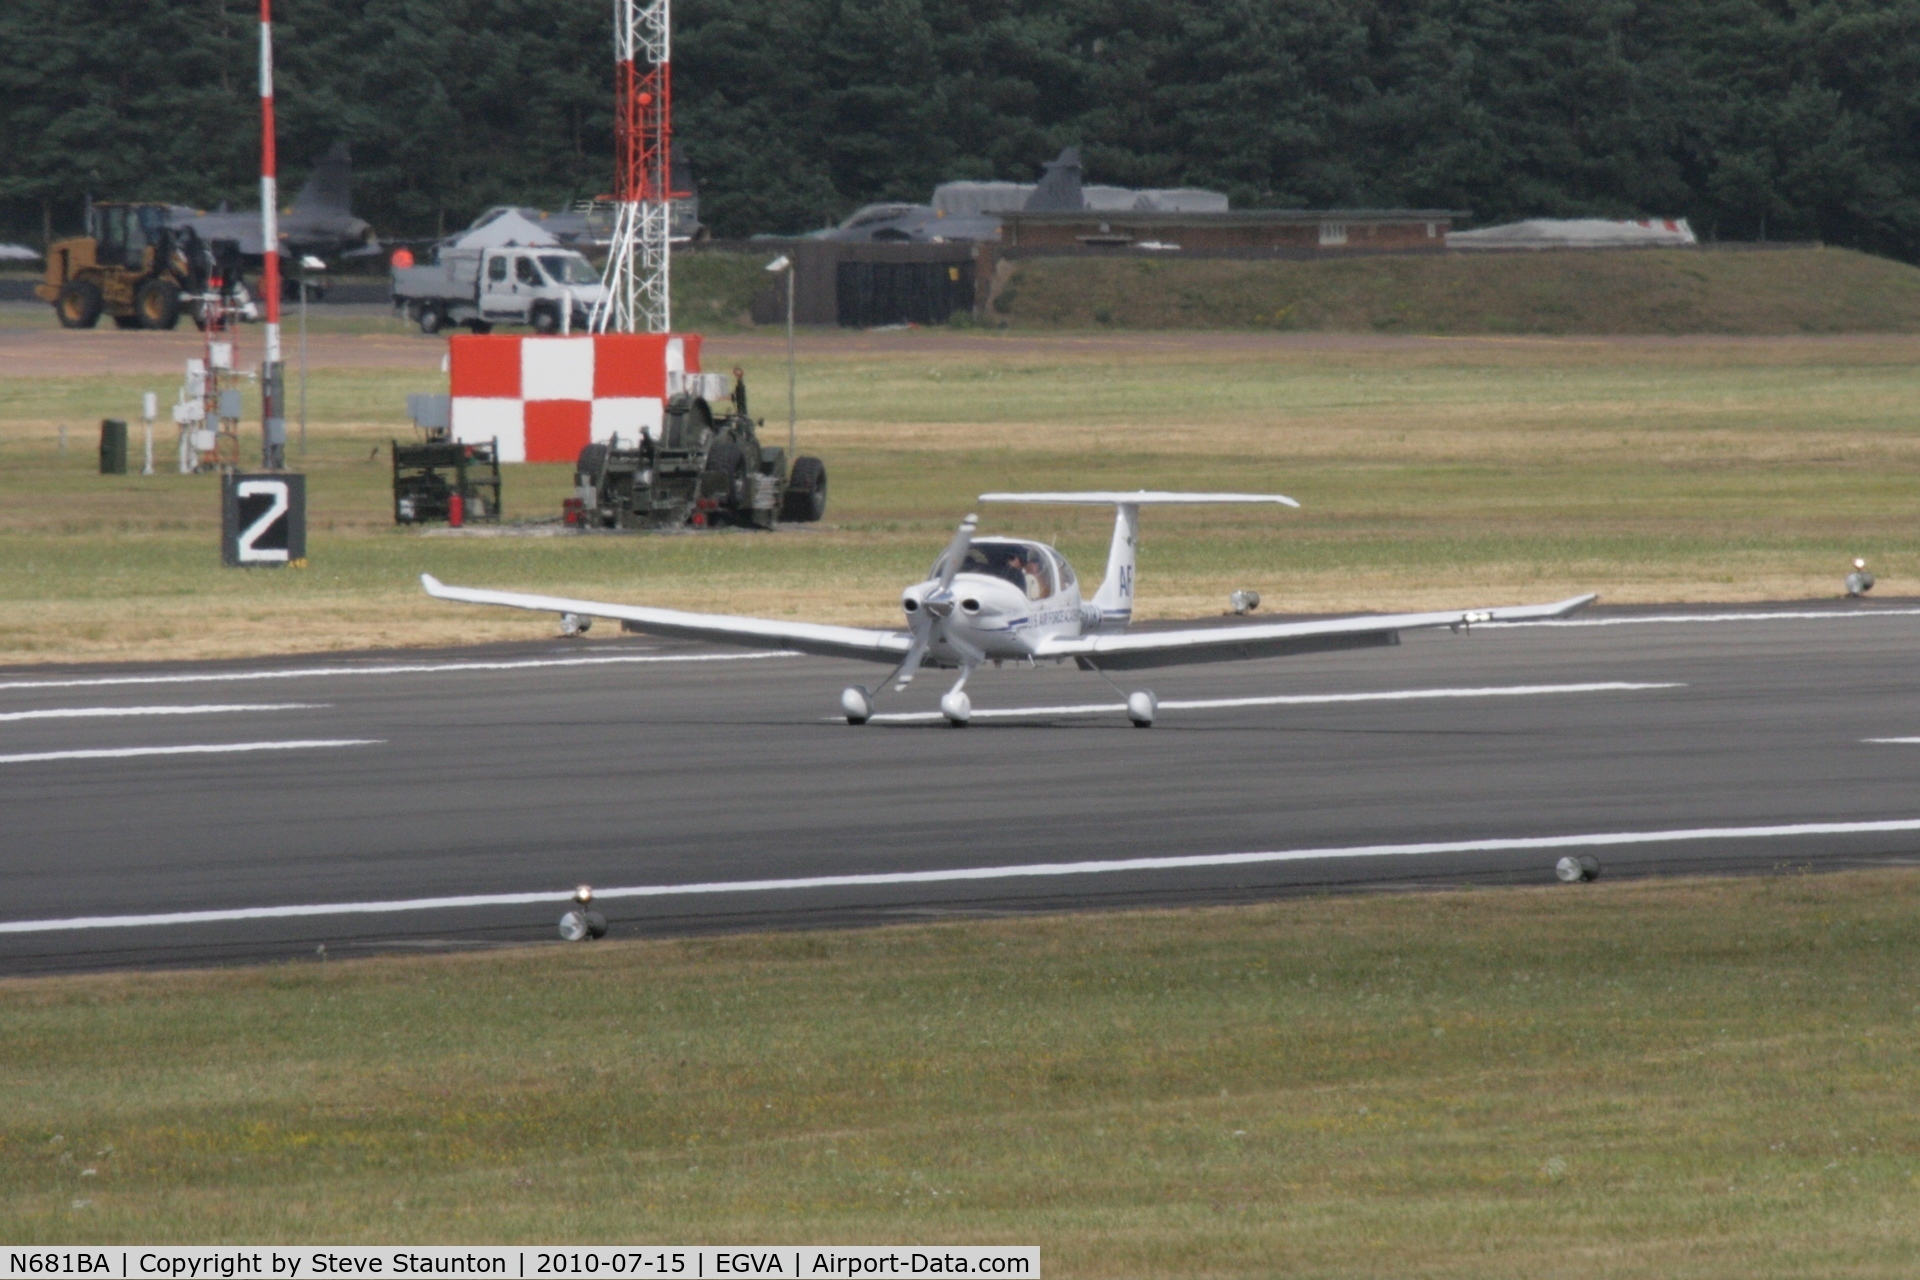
37;202;197;330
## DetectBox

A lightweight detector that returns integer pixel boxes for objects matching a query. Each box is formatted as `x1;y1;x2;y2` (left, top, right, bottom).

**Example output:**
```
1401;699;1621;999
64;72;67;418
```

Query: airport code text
4;1251;1035;1279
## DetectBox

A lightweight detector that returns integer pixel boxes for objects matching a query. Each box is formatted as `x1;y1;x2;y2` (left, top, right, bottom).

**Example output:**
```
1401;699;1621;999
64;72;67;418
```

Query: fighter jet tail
1022;146;1086;212
293;141;353;214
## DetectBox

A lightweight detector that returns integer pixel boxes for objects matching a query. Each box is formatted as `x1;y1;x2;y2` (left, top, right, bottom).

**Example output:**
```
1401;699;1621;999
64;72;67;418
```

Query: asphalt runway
4;599;1920;975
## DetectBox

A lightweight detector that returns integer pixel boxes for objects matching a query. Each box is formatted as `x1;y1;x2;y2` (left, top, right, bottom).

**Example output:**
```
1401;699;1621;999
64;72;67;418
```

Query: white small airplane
421;492;1596;727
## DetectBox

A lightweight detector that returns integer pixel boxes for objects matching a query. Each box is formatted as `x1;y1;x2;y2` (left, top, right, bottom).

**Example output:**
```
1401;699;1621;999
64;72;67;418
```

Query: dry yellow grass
5;869;1920;1274
1;330;1916;663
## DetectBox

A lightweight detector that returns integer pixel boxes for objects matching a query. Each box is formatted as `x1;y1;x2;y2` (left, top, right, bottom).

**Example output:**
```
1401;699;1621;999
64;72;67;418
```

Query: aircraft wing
180;214;267;256
1034;594;1598;671
420;575;913;664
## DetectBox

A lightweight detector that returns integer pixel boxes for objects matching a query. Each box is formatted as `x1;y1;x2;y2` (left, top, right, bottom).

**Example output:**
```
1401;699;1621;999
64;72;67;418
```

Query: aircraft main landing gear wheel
940;690;972;727
1126;690;1157;728
841;686;873;725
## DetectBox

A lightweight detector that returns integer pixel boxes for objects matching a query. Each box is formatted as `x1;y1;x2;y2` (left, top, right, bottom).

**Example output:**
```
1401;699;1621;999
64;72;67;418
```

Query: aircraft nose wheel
1126;690;1158;728
841;686;874;725
939;690;972;727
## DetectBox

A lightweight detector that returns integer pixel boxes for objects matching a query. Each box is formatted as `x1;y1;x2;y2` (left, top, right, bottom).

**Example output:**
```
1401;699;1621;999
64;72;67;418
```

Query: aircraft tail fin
1023;146;1085;212
293;141;353;214
1089;503;1140;624
978;491;1298;630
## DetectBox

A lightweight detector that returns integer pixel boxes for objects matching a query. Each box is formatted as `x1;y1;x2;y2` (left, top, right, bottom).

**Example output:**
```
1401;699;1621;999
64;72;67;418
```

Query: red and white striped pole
258;0;285;467
590;0;672;334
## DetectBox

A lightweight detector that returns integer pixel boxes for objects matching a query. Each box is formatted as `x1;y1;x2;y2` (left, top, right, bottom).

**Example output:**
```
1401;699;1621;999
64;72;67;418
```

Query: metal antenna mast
591;0;671;335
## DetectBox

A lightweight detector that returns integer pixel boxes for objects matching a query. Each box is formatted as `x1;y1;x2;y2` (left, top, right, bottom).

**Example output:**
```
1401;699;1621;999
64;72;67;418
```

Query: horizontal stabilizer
980;491;1299;507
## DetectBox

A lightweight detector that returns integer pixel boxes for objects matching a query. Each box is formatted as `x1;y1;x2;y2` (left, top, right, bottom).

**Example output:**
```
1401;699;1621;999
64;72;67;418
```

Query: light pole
298;254;324;458
764;254;795;458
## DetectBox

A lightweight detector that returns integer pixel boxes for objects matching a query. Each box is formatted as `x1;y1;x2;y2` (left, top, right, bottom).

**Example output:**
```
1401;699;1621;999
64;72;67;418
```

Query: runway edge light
1846;558;1875;597
560;884;608;941
1555;855;1601;883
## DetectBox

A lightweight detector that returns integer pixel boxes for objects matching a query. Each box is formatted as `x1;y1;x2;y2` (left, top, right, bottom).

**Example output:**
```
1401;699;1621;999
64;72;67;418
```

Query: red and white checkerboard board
448;333;705;463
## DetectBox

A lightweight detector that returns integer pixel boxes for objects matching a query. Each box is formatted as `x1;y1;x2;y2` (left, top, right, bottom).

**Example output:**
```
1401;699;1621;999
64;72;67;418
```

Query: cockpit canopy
935;539;1074;601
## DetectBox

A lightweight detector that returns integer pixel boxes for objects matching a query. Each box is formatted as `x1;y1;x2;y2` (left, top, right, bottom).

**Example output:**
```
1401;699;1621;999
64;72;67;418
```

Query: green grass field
5;870;1920;1274
6;283;1920;1268
989;247;1920;335
2;330;1918;662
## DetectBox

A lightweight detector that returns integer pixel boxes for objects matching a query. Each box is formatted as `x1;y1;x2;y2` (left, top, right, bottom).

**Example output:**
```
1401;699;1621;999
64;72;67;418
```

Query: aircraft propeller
933;514;976;593
887;513;975;690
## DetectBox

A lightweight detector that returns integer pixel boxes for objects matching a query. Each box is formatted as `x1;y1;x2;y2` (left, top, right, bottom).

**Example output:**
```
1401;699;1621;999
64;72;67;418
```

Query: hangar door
836;260;974;327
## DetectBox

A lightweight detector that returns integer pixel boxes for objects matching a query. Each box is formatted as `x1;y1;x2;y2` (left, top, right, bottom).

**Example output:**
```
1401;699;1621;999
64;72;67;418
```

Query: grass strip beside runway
3;869;1918;1275
2;332;1920;662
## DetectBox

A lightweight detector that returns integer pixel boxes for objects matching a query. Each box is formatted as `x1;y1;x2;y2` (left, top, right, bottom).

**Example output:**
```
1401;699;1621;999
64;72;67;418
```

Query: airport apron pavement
3;601;1918;973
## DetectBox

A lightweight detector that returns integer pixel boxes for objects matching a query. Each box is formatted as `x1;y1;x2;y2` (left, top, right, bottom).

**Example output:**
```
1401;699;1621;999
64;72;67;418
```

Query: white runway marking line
0;651;791;692
0;739;380;765
1865;738;1920;744
6;814;1914;936
0;703;324;723
862;681;1683;723
1495;607;1920;629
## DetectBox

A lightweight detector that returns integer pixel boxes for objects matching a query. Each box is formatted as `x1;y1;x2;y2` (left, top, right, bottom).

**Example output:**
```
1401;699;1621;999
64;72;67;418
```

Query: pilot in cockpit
1014;552;1045;600
957;544;1051;600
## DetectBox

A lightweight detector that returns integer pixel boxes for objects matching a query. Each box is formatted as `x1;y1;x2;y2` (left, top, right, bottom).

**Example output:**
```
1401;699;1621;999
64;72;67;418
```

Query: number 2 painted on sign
236;480;290;562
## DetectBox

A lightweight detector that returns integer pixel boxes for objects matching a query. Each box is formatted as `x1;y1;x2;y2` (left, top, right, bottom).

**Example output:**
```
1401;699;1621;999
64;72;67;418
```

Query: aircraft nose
902;584;954;620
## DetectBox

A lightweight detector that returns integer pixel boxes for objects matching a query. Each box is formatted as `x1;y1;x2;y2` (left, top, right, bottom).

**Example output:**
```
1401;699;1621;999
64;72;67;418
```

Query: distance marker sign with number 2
222;473;306;568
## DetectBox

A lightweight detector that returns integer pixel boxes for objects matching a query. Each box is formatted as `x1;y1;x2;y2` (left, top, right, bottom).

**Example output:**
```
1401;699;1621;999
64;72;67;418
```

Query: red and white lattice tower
591;0;672;335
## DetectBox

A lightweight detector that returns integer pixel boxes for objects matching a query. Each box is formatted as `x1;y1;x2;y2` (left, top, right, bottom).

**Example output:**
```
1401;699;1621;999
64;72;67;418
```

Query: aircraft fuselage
901;537;1095;667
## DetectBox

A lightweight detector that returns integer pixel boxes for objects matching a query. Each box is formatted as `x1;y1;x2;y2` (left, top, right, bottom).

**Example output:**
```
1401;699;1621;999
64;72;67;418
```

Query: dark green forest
3;0;1919;258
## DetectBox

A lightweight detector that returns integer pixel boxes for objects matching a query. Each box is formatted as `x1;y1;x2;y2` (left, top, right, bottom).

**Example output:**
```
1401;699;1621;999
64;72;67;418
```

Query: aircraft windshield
538;254;599;285
939;542;1057;600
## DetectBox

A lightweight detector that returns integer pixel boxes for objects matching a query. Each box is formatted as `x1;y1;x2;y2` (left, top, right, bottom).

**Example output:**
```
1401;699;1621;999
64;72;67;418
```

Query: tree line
2;0;1917;260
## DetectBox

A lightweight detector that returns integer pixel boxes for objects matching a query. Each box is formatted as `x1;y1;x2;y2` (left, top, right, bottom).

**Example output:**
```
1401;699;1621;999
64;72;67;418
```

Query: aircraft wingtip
420;573;443;593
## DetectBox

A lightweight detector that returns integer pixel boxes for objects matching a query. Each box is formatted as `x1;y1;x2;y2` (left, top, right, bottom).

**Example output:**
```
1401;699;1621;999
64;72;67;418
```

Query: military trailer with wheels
566;391;827;531
392;439;503;524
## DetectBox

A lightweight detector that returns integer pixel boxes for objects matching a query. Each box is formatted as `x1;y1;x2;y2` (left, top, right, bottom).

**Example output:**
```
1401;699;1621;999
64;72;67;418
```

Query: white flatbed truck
391;246;605;334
